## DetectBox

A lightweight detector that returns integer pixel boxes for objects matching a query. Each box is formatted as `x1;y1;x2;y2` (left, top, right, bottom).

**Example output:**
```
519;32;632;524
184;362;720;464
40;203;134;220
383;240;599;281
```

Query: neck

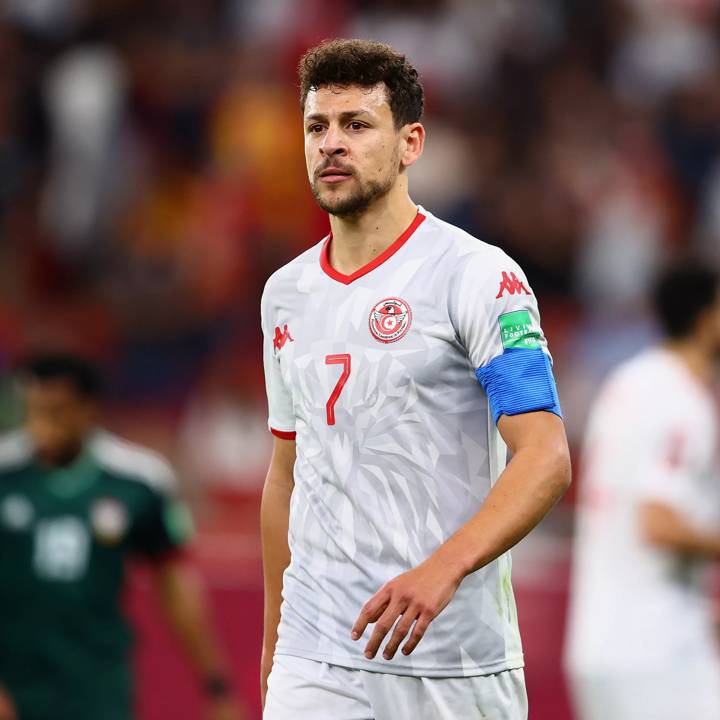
327;184;418;276
34;434;88;469
664;338;714;388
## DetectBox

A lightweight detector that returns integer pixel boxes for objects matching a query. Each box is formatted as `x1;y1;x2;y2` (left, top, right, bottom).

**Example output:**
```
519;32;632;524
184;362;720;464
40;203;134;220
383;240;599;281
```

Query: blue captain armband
475;348;563;424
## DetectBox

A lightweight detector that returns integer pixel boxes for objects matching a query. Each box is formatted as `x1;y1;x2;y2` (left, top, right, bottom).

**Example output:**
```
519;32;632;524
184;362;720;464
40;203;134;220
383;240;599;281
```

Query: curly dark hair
298;39;424;129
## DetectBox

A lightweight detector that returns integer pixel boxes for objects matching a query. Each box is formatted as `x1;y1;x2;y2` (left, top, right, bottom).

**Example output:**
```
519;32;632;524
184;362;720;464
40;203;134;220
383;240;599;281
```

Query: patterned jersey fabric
262;207;557;677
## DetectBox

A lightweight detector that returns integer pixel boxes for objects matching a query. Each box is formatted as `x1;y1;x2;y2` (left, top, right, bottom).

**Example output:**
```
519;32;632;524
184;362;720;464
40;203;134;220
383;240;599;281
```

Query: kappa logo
496;271;531;299
369;297;412;343
273;324;294;353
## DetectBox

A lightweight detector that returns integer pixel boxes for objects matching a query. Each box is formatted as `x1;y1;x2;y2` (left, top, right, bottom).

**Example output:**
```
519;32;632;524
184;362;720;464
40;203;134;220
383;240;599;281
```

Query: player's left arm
352;252;571;660
150;558;246;720
353;411;570;660
131;477;245;720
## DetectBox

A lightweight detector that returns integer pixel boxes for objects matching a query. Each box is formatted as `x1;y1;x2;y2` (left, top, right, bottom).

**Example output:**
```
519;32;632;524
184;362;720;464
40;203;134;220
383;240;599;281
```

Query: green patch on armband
498;310;541;350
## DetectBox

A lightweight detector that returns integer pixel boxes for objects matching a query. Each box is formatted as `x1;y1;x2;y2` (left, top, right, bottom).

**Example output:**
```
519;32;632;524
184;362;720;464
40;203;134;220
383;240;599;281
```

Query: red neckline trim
320;211;426;285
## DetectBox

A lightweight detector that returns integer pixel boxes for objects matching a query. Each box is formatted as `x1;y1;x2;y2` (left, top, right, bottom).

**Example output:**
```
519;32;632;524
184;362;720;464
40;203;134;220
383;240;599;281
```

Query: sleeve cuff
270;428;296;440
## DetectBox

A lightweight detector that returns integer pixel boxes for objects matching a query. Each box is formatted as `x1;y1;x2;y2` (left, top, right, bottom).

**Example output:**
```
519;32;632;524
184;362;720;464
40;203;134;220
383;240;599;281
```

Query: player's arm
260;436;295;708
637;421;720;557
259;280;297;705
130;472;243;720
443;410;571;574
353;254;570;660
640;501;720;556
150;557;243;719
353;410;570;660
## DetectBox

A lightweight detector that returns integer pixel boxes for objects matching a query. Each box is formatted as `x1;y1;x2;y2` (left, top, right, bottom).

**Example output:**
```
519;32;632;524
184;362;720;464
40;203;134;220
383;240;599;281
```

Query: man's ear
400;122;425;169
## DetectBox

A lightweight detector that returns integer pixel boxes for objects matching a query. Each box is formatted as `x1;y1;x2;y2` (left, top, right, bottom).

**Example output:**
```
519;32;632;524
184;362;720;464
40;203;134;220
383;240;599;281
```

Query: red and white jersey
261;207;552;677
566;348;720;674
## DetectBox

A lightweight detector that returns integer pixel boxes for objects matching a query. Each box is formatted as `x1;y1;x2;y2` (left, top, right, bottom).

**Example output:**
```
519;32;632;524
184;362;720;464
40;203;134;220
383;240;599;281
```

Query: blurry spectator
41;44;126;255
4;0;84;37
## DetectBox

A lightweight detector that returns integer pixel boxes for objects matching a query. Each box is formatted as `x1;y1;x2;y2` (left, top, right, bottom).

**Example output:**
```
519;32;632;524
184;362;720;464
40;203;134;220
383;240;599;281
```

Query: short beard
311;173;395;219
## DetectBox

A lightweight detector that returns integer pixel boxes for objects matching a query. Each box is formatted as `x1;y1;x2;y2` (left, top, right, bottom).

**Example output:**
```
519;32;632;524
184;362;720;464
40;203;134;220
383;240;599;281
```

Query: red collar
320;211;426;285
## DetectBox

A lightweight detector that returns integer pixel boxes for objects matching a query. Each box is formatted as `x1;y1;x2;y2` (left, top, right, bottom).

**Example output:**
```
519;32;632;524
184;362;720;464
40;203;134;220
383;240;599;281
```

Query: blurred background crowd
1;0;719;718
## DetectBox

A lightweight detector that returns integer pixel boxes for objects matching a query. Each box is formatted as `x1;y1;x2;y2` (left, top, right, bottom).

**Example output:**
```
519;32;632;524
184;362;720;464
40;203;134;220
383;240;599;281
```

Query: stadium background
1;0;719;717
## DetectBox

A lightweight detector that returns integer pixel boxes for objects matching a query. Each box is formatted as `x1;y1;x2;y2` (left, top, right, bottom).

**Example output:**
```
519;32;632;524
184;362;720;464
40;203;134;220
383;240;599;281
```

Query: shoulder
90;431;176;494
593;348;687;423
421;211;522;280
0;431;33;474
613;348;681;389
599;349;660;396
421;213;532;320
262;239;325;304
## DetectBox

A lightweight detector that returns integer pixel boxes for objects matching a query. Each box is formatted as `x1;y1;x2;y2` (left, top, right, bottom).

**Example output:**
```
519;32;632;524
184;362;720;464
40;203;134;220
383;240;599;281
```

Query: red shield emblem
369;297;412;343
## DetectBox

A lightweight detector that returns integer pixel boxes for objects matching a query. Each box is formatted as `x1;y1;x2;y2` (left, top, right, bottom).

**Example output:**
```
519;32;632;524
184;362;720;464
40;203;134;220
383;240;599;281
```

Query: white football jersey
261;207;557;677
565;347;720;674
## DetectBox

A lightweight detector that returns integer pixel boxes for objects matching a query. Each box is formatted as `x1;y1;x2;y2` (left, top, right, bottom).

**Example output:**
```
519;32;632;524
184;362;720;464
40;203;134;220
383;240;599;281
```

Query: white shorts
569;664;720;720
264;654;527;720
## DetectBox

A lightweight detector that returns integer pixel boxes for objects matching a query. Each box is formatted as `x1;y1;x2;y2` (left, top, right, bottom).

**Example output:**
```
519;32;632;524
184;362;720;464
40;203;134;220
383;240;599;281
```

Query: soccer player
0;354;243;720
259;39;571;719
564;263;720;720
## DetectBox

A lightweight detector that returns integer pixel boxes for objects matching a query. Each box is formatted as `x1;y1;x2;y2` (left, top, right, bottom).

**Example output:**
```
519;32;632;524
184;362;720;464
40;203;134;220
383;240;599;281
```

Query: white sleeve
261;281;296;438
450;248;562;423
453;249;550;370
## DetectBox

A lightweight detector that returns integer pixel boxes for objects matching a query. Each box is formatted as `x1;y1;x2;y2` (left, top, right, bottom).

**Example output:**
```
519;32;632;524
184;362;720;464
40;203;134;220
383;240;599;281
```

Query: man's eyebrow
305;110;375;124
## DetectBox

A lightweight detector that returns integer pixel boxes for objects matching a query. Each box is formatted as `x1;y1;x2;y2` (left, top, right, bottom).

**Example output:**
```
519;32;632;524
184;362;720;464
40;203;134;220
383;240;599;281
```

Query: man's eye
309;124;324;133
349;122;365;131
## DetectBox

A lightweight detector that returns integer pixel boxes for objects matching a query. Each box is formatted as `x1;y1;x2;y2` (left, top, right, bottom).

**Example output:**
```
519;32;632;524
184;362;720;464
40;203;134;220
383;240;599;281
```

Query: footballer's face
23;379;97;466
304;83;410;218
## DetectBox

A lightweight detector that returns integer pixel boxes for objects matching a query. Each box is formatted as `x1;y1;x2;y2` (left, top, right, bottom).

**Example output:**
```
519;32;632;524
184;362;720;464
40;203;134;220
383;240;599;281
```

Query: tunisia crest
369;297;412;343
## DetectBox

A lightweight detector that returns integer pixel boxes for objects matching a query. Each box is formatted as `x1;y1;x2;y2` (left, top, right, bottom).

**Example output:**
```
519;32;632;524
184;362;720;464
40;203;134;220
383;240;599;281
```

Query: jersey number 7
325;354;351;425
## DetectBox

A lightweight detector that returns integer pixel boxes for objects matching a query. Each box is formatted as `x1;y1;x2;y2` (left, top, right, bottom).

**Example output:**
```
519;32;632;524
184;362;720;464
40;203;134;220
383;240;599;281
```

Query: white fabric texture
261;207;553;677
264;654;527;720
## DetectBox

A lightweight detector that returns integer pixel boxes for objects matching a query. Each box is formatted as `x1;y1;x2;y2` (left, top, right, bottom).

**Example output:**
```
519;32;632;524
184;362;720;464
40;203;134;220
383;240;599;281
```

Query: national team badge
91;498;129;545
369;297;412;343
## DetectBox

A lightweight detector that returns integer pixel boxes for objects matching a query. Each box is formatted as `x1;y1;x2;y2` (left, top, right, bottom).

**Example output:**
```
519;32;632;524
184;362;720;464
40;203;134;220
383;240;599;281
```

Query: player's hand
206;697;247;720
351;553;465;660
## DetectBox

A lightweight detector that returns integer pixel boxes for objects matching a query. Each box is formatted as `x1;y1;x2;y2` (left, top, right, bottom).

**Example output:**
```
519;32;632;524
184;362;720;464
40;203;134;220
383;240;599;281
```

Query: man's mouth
318;167;353;183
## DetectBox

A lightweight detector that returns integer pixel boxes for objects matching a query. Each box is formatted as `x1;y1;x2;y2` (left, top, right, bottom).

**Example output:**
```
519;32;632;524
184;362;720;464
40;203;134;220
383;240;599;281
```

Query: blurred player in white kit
259;39;571;720
565;262;720;720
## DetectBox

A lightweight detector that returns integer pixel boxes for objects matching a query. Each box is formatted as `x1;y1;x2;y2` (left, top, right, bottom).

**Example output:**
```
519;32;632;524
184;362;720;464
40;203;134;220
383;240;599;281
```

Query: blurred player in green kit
0;354;244;720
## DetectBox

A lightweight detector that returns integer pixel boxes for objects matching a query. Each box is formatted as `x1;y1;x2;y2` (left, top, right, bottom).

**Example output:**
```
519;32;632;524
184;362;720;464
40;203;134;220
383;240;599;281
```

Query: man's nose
319;127;347;157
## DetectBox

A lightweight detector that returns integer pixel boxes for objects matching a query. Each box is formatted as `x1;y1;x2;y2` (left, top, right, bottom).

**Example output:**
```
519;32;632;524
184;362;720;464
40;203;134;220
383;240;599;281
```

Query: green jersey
0;430;192;720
